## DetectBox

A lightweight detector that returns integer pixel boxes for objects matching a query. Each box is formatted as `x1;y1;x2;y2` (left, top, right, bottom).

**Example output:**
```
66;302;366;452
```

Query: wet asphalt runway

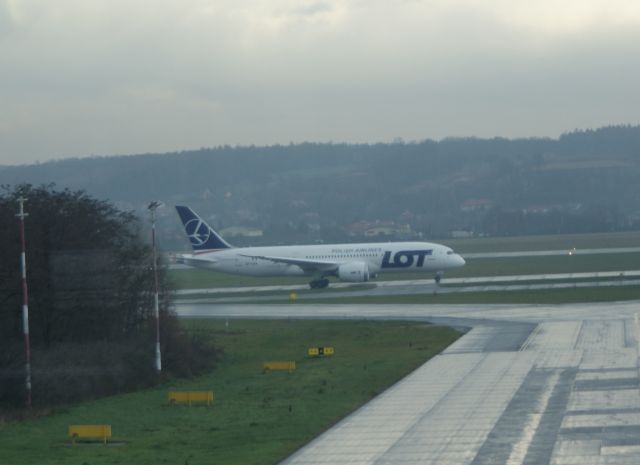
175;270;640;303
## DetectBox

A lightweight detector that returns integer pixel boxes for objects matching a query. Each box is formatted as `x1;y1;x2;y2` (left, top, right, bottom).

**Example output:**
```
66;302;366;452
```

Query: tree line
0;184;218;410
0;125;639;245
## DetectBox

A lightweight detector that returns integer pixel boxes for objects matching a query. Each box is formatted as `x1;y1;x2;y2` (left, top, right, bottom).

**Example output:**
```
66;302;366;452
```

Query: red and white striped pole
16;197;32;408
148;201;162;373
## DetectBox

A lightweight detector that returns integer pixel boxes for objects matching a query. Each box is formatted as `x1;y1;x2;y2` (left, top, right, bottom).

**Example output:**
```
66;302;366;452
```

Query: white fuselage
180;241;465;278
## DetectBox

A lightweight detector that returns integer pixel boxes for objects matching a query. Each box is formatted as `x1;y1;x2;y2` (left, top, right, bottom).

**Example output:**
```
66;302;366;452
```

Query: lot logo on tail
382;250;433;268
185;218;211;246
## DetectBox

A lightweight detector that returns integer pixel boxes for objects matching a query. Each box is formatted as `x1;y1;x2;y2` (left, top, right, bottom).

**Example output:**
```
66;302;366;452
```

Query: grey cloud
1;1;639;165
0;1;15;38
291;2;333;17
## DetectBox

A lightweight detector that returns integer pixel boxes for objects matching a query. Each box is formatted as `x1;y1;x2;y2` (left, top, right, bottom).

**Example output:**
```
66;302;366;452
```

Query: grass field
444;230;640;253
0;320;459;465
446;252;640;278
298;286;640;305
169;268;312;289
203;285;640;305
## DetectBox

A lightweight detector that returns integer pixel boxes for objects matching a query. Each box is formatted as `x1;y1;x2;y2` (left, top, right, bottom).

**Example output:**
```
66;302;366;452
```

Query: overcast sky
1;0;639;165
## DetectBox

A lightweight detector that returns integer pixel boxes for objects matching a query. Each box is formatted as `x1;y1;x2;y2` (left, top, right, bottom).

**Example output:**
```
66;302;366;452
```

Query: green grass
298;286;640;305
169;269;312;289
444;230;640;253
445;252;640;279
0;320;459;465
176;284;377;300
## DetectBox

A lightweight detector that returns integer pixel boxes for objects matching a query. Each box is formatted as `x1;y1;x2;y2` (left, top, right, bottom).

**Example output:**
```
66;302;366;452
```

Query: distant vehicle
175;206;466;288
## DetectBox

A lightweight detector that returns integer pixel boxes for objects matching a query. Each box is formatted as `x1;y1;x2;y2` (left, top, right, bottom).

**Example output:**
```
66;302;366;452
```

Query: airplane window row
306;254;378;259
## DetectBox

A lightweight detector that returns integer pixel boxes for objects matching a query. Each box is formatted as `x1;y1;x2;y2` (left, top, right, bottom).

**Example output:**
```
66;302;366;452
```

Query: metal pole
16;197;32;408
148;202;162;373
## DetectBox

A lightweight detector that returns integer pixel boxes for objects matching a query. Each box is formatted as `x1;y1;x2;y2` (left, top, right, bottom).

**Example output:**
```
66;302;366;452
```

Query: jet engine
337;262;370;282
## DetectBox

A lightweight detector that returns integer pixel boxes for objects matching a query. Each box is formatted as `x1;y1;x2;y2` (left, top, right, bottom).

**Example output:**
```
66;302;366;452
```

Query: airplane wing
177;255;218;266
239;254;339;274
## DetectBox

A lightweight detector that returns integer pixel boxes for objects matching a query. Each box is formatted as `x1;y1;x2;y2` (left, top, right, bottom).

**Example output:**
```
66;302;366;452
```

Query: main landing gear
434;273;442;284
309;278;330;289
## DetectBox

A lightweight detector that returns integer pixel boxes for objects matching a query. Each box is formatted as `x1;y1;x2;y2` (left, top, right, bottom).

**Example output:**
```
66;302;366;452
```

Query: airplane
175;205;466;288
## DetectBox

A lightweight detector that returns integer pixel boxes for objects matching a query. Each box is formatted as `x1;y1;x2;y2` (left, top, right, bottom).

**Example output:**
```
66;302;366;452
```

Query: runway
176;301;640;465
174;270;640;303
175;270;640;296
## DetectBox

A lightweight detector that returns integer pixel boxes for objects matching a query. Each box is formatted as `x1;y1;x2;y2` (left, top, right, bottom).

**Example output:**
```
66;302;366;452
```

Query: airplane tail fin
175;206;233;251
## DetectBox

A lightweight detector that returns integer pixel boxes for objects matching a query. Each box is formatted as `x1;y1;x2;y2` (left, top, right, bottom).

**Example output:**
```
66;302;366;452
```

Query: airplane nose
457;254;466;266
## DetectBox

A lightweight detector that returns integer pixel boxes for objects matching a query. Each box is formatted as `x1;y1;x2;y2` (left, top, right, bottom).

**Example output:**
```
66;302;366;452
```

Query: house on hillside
345;221;413;238
460;198;493;212
451;230;474;238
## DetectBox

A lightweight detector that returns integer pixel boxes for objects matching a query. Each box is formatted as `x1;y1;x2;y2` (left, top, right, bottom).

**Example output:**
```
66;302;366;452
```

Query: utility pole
16;197;32;408
148;201;163;373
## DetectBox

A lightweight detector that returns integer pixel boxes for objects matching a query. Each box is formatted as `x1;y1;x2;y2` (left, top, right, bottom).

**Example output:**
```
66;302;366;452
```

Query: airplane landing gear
309;278;330;289
434;273;442;284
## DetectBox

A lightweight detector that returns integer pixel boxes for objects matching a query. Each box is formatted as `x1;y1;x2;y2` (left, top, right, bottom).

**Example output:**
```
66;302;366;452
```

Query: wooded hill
1;125;639;247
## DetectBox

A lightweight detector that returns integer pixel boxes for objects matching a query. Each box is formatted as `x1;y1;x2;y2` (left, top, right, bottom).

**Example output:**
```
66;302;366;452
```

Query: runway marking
519;324;541;351
633;313;640;356
506;371;560;465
